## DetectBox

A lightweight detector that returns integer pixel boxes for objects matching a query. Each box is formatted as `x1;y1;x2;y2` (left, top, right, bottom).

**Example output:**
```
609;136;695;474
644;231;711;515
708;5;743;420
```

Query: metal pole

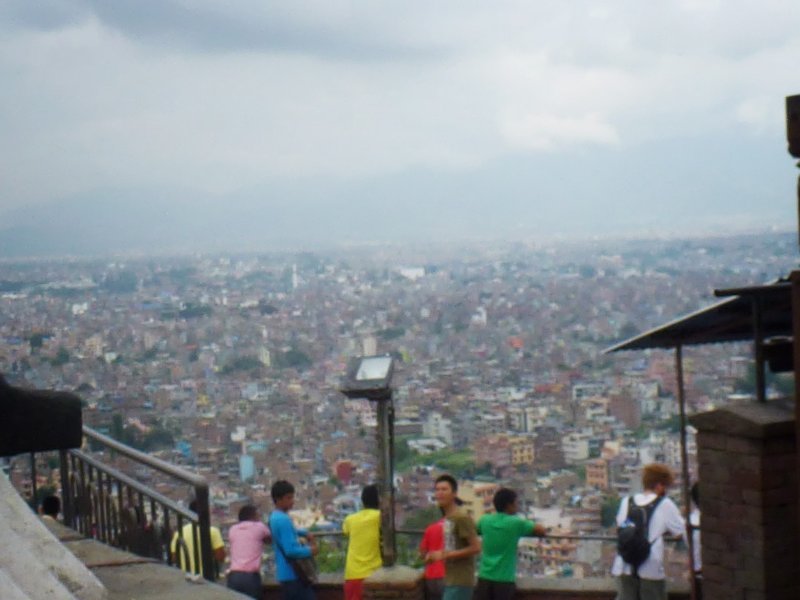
753;297;766;403
29;452;37;509
376;393;396;566
676;345;697;600
59;449;73;526
194;484;215;580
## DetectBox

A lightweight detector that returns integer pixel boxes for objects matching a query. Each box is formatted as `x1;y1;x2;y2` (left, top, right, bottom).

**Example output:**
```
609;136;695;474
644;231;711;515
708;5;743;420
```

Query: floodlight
340;354;394;401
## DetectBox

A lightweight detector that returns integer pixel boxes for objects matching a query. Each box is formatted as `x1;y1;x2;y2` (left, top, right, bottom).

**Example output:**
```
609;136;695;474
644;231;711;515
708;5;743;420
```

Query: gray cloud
0;0;799;252
1;0;440;60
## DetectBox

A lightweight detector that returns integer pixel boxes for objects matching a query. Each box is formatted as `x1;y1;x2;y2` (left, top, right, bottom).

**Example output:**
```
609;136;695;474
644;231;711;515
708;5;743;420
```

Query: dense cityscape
2;230;797;580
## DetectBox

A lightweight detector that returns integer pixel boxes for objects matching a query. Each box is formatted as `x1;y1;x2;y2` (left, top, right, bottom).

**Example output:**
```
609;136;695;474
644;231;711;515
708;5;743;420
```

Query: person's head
361;484;379;510
691;482;699;508
41;495;60;518
493;487;518;514
238;504;259;522
434;474;458;509
642;463;675;495
271;480;295;510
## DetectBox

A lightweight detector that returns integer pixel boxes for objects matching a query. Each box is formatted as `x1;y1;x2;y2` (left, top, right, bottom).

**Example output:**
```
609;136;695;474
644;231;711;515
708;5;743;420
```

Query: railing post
29;452;37;509
59;449;74;526
194;484;214;581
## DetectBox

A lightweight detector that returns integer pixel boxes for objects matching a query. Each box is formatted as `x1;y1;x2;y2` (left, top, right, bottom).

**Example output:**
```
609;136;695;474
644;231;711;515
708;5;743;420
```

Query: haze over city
1;1;800;256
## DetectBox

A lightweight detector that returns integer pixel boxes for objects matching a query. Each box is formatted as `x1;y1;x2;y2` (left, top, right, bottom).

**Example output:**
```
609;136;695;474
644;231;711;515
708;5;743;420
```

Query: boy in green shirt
475;488;547;600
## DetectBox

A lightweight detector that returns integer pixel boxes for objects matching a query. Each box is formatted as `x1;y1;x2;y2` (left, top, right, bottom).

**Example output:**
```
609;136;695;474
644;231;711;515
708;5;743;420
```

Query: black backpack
617;495;664;572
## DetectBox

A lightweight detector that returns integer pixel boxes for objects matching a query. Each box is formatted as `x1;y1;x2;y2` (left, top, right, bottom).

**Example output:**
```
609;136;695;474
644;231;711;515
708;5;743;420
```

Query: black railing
57;426;216;581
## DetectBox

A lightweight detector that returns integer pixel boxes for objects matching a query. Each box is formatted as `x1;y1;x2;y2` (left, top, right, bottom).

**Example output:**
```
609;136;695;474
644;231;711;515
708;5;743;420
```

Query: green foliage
377;326;405;341
179;303;213;319
103;270;138;293
315;538;346;573
109;414;174;451
397;533;424;568
402;505;442;530
29;332;49;350
221;356;263;374
600;494;621;528
274;348;312;370
50;346;70;366
394;443;474;478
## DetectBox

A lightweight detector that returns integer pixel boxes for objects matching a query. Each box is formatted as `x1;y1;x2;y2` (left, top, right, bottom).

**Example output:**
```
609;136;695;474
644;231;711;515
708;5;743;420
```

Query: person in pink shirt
227;504;272;599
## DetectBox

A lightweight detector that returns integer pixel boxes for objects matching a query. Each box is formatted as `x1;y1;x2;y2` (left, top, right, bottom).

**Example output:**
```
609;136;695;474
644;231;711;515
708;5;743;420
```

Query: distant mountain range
1;134;794;257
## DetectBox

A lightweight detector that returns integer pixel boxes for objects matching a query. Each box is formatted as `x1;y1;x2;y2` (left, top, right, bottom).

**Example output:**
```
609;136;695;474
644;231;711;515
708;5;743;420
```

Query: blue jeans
443;586;474;600
280;579;316;600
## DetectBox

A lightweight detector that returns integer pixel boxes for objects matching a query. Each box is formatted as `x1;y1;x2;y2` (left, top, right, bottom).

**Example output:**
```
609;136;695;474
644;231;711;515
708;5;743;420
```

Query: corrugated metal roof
605;280;792;352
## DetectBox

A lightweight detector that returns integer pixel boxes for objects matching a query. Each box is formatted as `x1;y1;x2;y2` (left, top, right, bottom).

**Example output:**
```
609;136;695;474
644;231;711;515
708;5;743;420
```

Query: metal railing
56;426;216;581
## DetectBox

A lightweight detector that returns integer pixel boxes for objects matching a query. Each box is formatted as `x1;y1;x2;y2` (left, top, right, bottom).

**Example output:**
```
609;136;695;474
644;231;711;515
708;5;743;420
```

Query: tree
50;346;70;366
315;538;346;573
601;495;621;528
403;505;442;530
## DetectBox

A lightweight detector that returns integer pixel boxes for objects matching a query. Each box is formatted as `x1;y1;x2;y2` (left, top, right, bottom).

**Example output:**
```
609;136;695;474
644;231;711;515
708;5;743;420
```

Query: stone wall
263;575;690;599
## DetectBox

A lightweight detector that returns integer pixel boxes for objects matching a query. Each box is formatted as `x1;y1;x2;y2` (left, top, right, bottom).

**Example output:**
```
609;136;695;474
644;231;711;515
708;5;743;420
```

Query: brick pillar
689;403;799;600
363;565;424;600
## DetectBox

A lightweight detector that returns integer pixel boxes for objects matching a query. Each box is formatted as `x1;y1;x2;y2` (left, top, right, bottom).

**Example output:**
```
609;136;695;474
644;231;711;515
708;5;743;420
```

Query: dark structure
0;373;83;457
606;94;800;600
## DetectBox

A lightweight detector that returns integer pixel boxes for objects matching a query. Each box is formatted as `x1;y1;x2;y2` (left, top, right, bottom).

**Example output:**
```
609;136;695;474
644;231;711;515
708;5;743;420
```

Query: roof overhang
605;280;792;353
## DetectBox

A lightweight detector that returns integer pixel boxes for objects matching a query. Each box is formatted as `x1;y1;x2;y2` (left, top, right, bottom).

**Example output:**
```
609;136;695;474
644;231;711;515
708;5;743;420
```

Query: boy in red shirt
419;518;445;600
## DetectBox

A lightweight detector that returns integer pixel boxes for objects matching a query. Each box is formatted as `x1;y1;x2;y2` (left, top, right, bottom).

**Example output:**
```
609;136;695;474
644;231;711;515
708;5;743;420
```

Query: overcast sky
1;1;799;251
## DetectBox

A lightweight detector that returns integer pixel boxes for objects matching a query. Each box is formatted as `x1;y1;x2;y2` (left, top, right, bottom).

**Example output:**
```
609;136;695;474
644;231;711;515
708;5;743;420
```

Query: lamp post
340;354;397;566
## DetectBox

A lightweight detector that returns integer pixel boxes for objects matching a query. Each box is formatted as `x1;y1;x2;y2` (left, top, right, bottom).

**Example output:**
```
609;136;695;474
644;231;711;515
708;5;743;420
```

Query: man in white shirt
612;463;685;600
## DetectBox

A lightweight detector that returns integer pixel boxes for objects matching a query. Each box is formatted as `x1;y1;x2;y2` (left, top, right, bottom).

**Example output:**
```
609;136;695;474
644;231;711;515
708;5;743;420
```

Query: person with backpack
612;463;685;600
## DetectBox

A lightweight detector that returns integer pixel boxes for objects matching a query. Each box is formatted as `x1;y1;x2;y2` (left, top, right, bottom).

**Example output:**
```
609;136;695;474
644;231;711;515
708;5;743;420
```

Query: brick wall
690;403;799;600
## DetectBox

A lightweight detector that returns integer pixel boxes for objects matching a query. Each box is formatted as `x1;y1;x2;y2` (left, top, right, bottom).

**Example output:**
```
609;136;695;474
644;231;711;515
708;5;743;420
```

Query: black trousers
227;571;263;599
474;578;516;600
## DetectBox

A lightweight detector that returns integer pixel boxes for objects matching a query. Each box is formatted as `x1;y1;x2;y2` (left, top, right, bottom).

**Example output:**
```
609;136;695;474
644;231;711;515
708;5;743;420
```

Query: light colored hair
642;463;674;490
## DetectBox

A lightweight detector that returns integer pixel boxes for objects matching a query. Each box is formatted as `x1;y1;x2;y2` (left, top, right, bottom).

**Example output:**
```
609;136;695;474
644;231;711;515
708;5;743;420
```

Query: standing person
475;488;547;600
269;480;317;600
342;484;383;600
425;474;481;600
227;504;271;599
169;498;226;578
419;516;445;600
612;463;685;600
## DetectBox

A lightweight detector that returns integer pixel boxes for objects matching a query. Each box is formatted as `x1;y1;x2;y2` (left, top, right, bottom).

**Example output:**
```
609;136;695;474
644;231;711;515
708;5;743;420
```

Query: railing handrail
57;426;216;581
82;426;207;488
69;449;194;519
318;528;679;544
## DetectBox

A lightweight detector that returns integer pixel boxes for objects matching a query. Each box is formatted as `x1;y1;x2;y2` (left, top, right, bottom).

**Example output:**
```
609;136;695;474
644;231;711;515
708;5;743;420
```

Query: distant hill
0;132;793;257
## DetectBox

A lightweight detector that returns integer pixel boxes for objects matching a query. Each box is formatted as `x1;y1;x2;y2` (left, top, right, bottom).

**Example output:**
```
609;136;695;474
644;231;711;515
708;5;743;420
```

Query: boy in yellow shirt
342;484;383;600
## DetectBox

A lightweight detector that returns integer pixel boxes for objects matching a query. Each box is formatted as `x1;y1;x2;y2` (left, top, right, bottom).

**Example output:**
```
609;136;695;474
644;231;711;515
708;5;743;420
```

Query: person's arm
261;522;272;544
615;496;629;527
419;528;429;557
428;516;480;561
211;527;226;562
274;516;313;559
521;518;547;537
342;516;351;539
663;499;687;541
